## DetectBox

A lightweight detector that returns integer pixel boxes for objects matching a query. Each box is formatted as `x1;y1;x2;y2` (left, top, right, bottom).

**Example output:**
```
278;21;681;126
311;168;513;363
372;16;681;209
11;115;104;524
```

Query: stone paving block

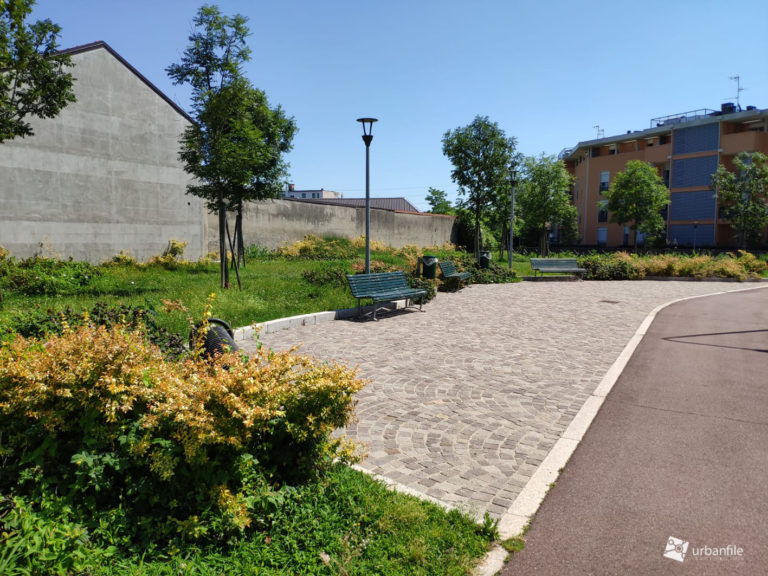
245;281;750;518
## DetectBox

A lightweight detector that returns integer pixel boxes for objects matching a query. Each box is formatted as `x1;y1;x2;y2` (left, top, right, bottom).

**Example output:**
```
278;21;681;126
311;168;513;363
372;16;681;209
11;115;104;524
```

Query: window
301;193;306;198
597;228;607;246
599;171;610;193
598;200;608;223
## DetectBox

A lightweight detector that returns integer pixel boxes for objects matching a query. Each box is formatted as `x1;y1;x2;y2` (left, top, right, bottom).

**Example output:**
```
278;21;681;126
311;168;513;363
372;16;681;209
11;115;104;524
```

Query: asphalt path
502;287;768;575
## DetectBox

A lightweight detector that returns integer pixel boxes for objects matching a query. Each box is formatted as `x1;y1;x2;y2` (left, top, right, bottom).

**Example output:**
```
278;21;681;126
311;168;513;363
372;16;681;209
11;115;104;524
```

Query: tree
516;155;577;256
604;160;669;249
442;116;517;257
1;0;75;142
712;152;768;249
167;5;295;288
425;187;454;214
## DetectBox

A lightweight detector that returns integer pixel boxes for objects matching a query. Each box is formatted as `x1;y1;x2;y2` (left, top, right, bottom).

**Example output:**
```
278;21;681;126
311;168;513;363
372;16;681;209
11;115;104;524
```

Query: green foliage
0;256;100;295
425;187;454;214
276;234;356;260
301;263;349;287
404;273;437;302
0;0;76;142
516;154;578;256
604;160;670;247
0;322;364;547
712;152;768;249
577;251;766;281
578;253;638;280
1;301;187;358
0;494;116;575
442;115;518;255
450;251;517;284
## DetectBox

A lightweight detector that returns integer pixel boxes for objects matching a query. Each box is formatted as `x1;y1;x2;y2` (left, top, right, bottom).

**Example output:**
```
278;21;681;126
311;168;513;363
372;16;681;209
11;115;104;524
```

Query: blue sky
32;0;768;211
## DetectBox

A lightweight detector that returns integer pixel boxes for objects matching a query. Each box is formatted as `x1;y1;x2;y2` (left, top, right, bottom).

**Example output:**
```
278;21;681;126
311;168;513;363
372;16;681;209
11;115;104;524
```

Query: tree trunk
235;202;245;269
474;204;481;259
218;198;229;289
540;225;548;257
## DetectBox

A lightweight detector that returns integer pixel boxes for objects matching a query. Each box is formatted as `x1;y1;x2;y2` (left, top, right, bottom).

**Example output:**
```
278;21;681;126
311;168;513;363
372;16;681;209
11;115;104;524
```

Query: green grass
5;465;493;576
0;258;361;336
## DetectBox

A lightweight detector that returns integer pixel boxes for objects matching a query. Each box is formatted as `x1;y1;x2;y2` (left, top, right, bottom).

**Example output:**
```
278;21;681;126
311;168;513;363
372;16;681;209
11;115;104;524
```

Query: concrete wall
207;199;456;252
0;45;206;262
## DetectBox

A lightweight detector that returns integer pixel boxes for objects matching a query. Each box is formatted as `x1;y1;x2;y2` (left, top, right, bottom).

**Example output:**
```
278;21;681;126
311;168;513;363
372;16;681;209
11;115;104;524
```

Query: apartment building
562;104;768;248
282;185;342;199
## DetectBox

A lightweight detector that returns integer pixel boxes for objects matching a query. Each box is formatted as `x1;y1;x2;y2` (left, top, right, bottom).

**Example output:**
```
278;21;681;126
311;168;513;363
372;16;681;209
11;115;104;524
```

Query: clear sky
32;0;768;211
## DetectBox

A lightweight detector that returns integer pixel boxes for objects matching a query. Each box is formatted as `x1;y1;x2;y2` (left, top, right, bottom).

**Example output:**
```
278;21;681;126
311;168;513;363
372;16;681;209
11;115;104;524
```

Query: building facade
563;105;768;248
282;185;342;199
0;41;206;262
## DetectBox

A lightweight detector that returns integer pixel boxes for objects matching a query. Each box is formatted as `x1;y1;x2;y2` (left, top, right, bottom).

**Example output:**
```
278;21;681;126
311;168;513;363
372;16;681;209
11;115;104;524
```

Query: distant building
286;195;420;213
562;104;768;248
282;185;342;199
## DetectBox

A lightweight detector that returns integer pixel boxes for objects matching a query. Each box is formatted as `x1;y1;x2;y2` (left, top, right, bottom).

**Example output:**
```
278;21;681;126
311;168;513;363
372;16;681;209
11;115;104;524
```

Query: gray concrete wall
207;199;456;252
0;46;206;262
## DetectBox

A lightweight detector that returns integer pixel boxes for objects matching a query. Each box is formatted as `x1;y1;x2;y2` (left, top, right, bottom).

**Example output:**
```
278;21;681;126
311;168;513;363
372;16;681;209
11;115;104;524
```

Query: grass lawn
0;246;526;337
0;241;503;575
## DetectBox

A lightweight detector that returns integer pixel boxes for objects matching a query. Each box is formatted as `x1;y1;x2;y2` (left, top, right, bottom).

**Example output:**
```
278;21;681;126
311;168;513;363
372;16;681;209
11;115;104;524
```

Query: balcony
721;130;768;154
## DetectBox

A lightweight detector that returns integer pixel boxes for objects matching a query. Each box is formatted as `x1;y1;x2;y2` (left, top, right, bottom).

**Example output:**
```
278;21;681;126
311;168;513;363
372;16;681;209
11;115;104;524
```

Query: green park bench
346;271;427;320
529;258;586;278
439;260;471;289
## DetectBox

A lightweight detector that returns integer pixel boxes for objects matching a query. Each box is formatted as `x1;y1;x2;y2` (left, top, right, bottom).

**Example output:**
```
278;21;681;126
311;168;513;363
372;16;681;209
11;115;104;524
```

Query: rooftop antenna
729;75;744;110
593;124;604;139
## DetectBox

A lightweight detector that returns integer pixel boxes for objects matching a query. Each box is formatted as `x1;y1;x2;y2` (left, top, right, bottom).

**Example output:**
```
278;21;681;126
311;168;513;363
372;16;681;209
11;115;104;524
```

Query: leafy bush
275;235;357;260
301;263;349;288
0;256;101;296
450;251;517;284
0;495;115;575
0;324;365;545
2;302;187;359
146;239;188;270
578;252;640;280
578;251;766;281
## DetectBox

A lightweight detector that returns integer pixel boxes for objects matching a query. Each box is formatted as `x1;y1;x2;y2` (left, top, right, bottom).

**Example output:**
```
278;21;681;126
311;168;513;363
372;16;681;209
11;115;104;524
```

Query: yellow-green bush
0;323;365;544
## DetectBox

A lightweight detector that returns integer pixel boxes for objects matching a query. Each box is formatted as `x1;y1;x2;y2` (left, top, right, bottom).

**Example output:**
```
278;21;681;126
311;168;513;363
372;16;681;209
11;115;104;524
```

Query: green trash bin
478;251;491;269
421;255;438;279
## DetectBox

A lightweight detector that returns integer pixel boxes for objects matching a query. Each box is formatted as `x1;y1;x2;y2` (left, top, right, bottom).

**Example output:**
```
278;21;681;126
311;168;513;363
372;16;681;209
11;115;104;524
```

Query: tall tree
603;160;669;249
516;155;577;256
712;151;768;249
167;4;295;288
425;187;454;214
442;116;517;257
0;0;75;142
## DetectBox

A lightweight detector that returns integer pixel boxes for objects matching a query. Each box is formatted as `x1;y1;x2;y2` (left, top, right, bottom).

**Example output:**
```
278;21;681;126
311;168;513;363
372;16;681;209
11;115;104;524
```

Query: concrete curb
231;299;415;342
474;283;768;576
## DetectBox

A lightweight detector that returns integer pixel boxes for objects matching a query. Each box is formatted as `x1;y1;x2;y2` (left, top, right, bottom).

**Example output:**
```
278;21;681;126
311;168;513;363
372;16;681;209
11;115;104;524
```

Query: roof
287;197;421;213
56;41;194;124
562;105;768;161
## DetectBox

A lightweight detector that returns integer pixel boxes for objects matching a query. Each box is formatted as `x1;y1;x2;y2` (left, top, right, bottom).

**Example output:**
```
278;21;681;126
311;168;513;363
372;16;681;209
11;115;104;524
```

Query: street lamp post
357;118;377;274
508;168;517;270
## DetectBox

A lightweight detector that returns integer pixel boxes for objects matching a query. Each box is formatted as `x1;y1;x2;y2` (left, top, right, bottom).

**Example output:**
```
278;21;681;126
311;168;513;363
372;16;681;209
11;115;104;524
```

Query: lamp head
357;117;378;146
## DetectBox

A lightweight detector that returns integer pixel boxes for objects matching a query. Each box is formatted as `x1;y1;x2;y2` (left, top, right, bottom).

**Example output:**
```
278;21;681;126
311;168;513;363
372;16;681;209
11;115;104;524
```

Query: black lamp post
357;117;378;274
508;167;517;270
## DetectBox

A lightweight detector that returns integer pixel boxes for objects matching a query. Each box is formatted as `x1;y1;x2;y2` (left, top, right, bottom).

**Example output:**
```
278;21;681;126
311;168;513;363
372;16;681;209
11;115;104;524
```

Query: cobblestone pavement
239;281;752;519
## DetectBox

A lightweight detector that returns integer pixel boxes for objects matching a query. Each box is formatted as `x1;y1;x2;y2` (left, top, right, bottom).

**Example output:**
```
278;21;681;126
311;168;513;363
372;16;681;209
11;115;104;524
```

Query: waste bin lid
422;255;438;263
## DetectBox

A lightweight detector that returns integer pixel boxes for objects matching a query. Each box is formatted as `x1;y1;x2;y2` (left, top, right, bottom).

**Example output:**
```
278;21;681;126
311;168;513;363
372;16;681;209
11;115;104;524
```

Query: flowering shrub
0;323;365;544
578;251;766;281
275;234;356;260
